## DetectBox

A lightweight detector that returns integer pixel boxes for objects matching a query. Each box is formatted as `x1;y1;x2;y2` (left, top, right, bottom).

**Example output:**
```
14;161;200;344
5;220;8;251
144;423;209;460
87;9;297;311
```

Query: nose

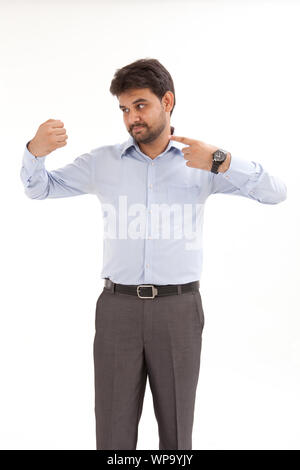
128;113;143;128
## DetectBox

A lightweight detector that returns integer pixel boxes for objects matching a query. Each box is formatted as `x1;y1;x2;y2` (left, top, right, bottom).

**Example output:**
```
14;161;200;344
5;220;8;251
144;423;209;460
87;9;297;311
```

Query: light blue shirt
20;129;287;285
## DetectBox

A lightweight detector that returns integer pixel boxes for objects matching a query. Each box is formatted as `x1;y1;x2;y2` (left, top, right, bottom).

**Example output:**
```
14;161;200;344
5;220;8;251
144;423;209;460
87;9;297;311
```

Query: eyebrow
119;98;148;109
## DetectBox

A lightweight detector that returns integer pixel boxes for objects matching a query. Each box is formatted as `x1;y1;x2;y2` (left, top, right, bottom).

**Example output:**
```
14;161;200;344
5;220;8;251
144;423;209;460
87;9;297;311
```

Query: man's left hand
169;134;231;173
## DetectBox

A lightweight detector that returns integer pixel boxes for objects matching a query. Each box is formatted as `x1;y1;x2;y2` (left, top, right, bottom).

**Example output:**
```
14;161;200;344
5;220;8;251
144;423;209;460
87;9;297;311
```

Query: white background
0;0;299;450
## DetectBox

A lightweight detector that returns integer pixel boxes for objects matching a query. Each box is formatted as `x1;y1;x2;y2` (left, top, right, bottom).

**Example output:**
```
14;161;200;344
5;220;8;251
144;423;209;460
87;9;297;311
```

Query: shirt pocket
167;184;200;204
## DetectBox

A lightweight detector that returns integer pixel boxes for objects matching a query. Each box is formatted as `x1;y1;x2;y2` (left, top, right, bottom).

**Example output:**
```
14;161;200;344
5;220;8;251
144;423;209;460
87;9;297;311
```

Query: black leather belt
104;278;199;299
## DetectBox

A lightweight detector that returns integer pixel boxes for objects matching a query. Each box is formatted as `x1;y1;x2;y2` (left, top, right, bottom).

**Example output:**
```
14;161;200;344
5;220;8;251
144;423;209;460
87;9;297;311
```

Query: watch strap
211;160;222;174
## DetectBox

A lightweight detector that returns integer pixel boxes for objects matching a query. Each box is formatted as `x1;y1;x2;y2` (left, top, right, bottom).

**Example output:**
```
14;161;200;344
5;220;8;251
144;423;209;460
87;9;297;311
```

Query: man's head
110;58;175;144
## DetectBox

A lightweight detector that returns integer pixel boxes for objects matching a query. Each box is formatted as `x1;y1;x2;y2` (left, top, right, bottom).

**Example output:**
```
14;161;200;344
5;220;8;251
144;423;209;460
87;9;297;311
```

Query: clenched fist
27;119;68;157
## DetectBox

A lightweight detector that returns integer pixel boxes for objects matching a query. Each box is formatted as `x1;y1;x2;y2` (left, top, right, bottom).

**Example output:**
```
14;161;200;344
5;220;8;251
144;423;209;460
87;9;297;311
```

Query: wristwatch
211;148;228;174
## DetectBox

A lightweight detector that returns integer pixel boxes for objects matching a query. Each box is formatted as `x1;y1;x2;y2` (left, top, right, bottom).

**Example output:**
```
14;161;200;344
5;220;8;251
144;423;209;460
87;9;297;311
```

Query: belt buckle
137;284;158;299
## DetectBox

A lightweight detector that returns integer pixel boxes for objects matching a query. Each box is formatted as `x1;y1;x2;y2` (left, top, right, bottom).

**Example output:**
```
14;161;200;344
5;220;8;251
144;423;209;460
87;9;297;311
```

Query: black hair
110;58;176;116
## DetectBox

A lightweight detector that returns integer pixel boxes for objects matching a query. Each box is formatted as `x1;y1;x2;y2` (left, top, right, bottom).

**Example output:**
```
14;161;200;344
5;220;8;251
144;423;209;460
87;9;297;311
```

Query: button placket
144;161;155;282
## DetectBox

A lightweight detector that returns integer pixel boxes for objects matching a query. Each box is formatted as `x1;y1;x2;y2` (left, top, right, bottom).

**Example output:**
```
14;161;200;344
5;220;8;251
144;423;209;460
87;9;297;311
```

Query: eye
121;104;145;113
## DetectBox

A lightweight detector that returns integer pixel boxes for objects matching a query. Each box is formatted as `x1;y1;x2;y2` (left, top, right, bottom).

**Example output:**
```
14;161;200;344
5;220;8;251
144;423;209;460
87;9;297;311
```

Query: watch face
213;149;227;162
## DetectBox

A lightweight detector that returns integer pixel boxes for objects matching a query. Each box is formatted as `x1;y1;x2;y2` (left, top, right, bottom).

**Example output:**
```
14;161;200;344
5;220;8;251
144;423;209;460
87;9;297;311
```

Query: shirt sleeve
20;141;94;199
209;155;287;204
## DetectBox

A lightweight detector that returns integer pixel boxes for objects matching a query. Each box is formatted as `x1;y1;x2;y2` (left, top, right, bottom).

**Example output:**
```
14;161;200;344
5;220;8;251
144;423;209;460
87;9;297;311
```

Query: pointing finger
168;135;197;145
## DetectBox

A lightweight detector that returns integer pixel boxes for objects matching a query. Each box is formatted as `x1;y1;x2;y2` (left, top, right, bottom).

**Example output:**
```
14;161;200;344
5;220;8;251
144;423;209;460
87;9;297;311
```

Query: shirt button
151;162;154;165
148;236;152;239
146;264;149;268
149;184;152;189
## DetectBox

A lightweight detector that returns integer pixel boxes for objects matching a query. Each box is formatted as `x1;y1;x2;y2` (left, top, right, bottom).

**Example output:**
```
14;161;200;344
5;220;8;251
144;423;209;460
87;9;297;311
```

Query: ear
162;91;174;113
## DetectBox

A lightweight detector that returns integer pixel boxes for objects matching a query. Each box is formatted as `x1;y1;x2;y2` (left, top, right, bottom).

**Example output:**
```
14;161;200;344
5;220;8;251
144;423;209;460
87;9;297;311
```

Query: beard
129;108;167;144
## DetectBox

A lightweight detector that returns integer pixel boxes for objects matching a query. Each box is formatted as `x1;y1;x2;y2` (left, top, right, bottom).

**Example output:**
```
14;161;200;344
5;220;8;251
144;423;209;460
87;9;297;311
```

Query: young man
20;58;287;450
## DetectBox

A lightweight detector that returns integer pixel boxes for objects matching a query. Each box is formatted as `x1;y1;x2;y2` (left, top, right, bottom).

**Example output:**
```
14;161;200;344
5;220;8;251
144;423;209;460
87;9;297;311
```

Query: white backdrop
0;0;299;450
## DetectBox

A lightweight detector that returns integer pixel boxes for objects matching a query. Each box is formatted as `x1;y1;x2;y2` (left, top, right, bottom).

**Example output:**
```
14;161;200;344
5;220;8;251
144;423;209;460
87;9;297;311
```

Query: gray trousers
93;283;205;450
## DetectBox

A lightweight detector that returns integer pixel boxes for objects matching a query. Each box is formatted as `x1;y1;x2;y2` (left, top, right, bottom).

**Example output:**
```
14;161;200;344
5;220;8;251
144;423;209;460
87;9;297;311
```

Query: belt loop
106;278;115;294
177;284;182;295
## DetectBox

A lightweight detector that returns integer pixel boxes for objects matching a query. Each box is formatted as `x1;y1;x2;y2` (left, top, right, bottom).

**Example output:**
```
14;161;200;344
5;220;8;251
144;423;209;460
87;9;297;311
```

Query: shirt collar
120;125;184;158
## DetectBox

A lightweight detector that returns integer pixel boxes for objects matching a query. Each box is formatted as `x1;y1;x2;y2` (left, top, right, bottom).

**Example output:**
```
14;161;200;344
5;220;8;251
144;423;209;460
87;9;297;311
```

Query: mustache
131;125;146;131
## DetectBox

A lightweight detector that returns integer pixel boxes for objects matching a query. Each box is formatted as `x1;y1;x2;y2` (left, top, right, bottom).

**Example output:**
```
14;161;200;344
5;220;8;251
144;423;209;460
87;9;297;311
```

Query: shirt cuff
22;141;47;174
220;155;257;188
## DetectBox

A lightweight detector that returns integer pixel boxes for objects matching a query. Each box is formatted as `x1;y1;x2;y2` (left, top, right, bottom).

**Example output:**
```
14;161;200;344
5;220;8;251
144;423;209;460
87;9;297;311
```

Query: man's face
118;88;169;144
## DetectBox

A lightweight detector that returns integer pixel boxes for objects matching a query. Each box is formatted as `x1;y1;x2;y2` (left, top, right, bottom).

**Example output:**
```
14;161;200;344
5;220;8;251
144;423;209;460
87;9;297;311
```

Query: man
20;58;287;450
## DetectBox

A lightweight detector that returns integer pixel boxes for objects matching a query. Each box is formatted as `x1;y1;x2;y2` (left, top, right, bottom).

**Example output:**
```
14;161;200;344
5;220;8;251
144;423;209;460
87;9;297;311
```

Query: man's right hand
27;119;68;157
